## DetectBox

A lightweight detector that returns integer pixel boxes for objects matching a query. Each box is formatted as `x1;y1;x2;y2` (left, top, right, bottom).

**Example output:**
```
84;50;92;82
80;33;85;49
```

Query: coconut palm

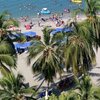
0;38;16;73
57;23;96;76
67;75;100;100
0;11;19;37
84;0;100;49
48;75;100;100
74;0;100;40
48;92;78;100
28;27;63;93
43;93;67;100
0;72;36;100
0;11;19;73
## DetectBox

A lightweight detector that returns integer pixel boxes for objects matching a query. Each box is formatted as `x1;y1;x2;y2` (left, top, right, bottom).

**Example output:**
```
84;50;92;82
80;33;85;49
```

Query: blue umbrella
8;33;20;40
22;31;36;37
50;28;62;35
13;41;31;51
63;28;73;33
50;28;72;35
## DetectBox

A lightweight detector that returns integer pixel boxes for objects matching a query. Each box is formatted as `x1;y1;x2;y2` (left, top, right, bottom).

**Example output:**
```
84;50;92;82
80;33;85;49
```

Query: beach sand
13;16;65;87
13;14;100;88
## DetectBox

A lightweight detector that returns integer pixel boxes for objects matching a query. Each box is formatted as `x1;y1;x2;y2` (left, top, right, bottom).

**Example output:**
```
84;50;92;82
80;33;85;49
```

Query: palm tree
0;11;19;39
28;27;63;97
48;75;100;100
0;38;16;73
57;23;96;76
0;11;19;73
74;0;100;42
67;75;100;100
84;0;100;49
0;72;36;100
45;93;67;100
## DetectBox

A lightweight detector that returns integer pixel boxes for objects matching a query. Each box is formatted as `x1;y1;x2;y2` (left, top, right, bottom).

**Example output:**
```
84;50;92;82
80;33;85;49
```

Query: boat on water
40;8;51;14
71;0;82;3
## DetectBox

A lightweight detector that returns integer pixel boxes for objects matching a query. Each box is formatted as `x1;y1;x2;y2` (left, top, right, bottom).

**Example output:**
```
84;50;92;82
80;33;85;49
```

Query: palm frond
42;27;53;45
0;54;16;67
3;18;19;29
0;40;15;54
28;40;45;64
0;72;36;99
32;48;63;82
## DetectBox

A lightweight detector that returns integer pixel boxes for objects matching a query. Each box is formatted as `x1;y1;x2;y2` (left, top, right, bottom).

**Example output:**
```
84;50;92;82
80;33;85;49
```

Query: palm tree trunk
45;82;49;100
36;79;45;91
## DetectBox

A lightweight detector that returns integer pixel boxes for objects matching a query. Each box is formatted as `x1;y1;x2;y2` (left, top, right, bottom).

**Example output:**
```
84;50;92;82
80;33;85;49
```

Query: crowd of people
18;10;71;30
49;14;65;27
19;16;29;22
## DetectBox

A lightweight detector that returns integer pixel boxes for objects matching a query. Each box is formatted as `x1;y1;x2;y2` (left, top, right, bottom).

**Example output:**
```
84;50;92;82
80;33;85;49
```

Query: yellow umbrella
71;0;82;4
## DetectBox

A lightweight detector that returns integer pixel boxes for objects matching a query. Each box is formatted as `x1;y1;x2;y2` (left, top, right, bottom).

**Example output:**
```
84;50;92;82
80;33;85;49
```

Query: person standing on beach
38;21;40;27
61;12;63;18
37;12;41;18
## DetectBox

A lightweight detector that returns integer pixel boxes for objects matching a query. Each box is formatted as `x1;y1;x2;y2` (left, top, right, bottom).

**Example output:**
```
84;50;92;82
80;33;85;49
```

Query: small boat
40;8;51;14
71;0;82;3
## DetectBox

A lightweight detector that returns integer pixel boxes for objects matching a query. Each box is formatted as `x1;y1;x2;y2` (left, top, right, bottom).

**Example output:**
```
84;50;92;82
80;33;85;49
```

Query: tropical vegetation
0;0;100;100
0;11;18;73
28;27;64;88
74;0;100;49
0;11;19;37
0;38;16;73
0;72;36;100
48;75;100;100
57;22;96;76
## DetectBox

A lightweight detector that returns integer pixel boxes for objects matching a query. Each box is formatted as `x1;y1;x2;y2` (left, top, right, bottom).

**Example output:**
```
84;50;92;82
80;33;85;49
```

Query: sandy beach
12;14;100;88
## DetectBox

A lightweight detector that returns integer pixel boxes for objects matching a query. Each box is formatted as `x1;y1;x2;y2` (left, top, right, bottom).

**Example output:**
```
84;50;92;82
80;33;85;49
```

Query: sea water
0;0;84;18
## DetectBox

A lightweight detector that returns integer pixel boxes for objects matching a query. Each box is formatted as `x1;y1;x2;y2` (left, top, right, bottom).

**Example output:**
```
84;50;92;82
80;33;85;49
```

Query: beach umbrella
22;31;36;37
50;28;72;35
50;28;63;35
8;33;20;40
71;0;82;4
63;27;73;33
13;41;31;51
